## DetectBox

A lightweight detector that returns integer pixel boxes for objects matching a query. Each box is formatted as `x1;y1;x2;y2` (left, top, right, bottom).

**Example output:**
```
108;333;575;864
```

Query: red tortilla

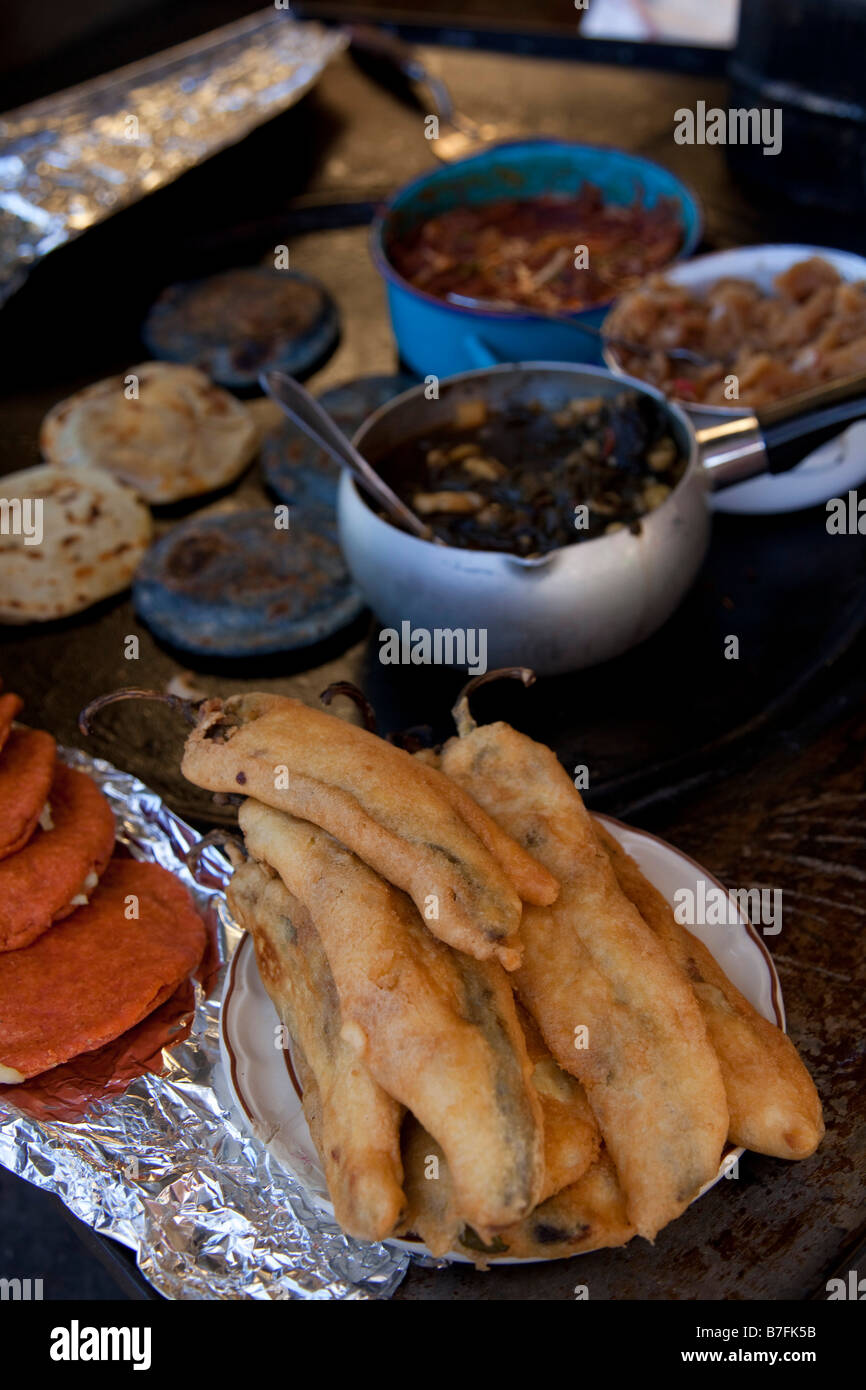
0;762;116;952
0;979;197;1123
0;859;207;1080
0;726;56;860
0;691;23;754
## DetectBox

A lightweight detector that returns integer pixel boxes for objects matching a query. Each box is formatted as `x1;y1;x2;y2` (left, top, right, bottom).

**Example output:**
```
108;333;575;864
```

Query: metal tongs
348;25;508;161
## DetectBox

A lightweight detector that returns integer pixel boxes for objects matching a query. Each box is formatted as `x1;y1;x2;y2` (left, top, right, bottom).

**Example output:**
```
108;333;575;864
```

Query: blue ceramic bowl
371;139;702;377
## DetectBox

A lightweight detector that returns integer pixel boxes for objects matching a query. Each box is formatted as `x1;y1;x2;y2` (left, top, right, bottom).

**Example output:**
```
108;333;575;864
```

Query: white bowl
604;243;866;513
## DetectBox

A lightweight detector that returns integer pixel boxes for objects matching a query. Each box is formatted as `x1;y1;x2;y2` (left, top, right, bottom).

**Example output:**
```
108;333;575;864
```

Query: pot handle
697;370;866;488
757;371;866;474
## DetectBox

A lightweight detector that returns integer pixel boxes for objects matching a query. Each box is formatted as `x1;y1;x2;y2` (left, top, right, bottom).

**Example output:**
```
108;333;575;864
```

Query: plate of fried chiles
165;671;822;1267
0;678;206;1093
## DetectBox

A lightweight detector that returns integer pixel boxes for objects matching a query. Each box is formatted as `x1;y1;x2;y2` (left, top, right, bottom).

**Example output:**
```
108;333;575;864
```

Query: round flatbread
0;726;56;860
39;362;258;503
133;506;365;657
0;464;152;622
142;268;340;388
0;859;206;1082
0;762;116;952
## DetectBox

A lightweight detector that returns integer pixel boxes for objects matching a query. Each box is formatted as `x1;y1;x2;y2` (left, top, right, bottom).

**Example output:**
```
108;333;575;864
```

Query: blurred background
1;0;739;109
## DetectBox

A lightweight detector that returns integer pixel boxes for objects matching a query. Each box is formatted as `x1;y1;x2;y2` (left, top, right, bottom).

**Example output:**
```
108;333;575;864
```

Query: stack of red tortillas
0;680;206;1086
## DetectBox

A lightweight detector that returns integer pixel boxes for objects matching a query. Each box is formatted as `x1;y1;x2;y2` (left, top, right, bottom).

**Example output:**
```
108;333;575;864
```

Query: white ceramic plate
219;814;785;1264
603;243;866;514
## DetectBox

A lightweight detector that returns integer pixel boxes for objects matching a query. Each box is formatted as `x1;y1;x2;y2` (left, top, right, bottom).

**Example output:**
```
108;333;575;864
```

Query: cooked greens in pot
372;390;686;555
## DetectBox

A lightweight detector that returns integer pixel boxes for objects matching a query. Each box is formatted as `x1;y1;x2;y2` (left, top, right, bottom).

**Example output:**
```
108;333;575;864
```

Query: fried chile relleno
320;678;558;909
371;390;685;555
593;821;824;1161
177;690;559;969
439;683;729;1242
399;1123;633;1266
518;1002;601;1204
79;676;823;1258
227;859;405;1243
395;1000;603;1257
238;800;545;1237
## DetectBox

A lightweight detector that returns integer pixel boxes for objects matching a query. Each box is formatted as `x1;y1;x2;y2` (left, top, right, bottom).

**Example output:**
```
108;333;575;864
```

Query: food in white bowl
603;244;866;410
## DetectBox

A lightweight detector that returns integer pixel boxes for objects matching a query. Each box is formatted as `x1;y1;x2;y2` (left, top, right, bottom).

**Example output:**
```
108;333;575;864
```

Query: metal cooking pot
337;363;866;674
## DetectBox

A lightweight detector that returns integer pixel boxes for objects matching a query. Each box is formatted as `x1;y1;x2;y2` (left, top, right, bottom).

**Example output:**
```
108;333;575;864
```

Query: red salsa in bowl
386;185;685;314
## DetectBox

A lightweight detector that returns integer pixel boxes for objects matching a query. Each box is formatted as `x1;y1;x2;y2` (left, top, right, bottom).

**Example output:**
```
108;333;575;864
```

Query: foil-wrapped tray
0;10;346;304
0;747;409;1300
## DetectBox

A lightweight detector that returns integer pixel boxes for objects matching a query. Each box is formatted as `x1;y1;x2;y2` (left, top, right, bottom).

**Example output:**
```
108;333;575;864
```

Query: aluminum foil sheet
0;10;347;304
0;747;410;1300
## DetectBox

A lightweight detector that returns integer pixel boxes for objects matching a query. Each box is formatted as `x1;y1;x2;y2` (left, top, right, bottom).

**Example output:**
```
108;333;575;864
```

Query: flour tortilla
0;465;152;622
40;361;258;503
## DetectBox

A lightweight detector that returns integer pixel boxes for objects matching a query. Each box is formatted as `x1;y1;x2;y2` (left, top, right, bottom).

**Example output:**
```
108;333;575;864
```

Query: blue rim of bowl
370;137;704;325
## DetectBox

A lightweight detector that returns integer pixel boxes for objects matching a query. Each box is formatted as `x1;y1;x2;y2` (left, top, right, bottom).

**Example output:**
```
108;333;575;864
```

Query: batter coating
594;820;824;1161
238;798;545;1238
440;721;729;1241
519;1003;601;1203
227;859;405;1243
182;692;547;968
399;1121;633;1266
474;1151;634;1265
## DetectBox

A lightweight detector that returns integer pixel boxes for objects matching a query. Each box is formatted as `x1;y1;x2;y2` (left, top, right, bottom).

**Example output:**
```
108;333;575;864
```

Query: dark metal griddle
1;39;864;1303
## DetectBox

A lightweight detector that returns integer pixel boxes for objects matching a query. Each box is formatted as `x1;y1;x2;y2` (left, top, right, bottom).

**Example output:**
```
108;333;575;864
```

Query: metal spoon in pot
445;291;721;369
259;370;436;542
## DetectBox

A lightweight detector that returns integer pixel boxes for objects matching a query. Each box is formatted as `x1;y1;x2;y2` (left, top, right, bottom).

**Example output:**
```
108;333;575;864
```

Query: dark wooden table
1;39;864;1302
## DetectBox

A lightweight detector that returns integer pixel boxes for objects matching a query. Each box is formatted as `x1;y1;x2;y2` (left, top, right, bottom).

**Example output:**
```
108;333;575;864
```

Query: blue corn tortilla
142;267;340;389
133;507;365;656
